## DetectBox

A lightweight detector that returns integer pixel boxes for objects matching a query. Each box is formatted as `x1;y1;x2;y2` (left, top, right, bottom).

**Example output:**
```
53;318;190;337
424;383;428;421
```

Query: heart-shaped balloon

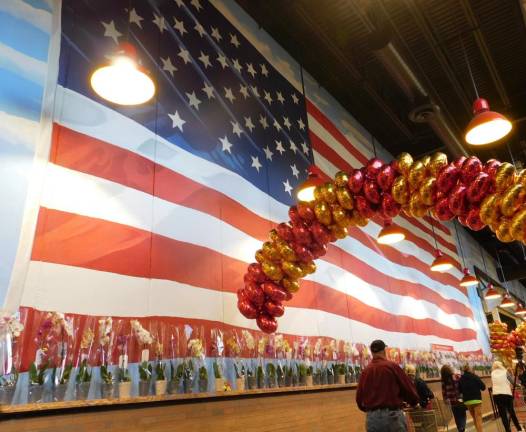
297;202;315;222
392;152;413;175
257;313;278;334
363;179;381;204
348;168;365;194
311;221;331;245
288;206;302;225
461;156;483;184
261;281;288;302
276;223;294;243
433;197;455;221
310;242;328;259
264;300;285;318
247;263;266;283
292;224;312;246
377;164;396;191
293;243;315;262
244;281;265;306
436;164;460;194
466;172;493;203
380;193;401;219
238;299;258;319
454;156;467;169
355;195;376;219
448;184;468;216
484;159;502;179
366;158;384;179
466;207;485;231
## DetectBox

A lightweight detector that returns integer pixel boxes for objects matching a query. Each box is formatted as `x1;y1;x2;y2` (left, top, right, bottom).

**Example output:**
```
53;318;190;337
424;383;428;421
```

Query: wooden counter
1;377;493;431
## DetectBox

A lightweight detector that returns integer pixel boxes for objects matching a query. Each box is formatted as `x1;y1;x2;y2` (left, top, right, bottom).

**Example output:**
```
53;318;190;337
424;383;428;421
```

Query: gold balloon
420;155;431;168
480;194;501;225
269;229;280;243
420;177;437;206
262;241;281;261
496;219;514;243
283;278;300;293
334;171;349;188
500;184;526;217
516;169;526;186
255;250;266;264
323;182;337;204
314;201;332;226
282;261;303;279
314;185;324;202
300;261;317;275
409;192;427;217
351;210;368;227
336;187;354;210
330;224;348;239
262;261;284;281
408;161;426;190
332;204;351;227
429;152;448;176
396;152;413;176
278;241;297;262
510;209;526;242
496;162;516;192
392;176;410;205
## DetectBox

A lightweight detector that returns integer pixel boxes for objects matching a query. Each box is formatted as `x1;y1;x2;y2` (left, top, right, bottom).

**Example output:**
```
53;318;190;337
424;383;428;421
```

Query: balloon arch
238;152;526;333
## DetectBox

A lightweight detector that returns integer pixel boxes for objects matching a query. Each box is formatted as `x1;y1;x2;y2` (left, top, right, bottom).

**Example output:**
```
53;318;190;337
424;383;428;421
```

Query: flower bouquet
98;317;114;399
226;331;244;391
242;330;256;390
188;336;207;393
115;325;131;399
131;319;153;396
167;326;182;394
256;334;268;389
211;328;225;392
0;311;24;404
297;363;307;386
75;324;94;400
154;343;167;396
52;314;74;401
266;362;276;388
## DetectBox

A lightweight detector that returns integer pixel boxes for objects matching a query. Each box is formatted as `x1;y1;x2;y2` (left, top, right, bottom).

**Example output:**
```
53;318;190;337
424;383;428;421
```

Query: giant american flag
16;0;482;354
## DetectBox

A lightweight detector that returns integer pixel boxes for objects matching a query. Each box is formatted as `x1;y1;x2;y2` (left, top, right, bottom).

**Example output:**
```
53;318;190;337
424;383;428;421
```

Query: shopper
356;340;419;431
441;365;467;432
405;364;434;408
459;364;486;432
491;361;523;432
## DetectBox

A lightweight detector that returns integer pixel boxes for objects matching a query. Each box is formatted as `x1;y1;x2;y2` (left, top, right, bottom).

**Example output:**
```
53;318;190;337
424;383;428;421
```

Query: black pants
494;394;522;432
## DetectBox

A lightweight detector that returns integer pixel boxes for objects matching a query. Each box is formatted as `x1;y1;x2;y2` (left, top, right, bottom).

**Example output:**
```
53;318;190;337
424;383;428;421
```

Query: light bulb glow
90;56;155;105
430;261;453;272
465;117;512;145
515;307;526;316
501;295;515;308
297;185;316;202
377;223;405;245
459;269;478;287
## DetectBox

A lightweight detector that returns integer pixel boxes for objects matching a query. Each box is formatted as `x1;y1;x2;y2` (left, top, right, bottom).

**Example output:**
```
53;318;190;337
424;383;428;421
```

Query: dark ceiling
237;0;526;284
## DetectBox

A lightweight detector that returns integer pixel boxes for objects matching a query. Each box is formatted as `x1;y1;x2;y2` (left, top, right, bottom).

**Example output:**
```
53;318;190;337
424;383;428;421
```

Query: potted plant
28;362;47;403
168;362;182;394
155;359;167;396
213;361;224;392
305;365;313;387
138;361;152;396
198;365;208;392
182;360;194;393
247;367;256;390
276;364;285;388
314;367;322;385
234;362;245;391
100;364;114;399
284;365;292;387
76;359;92;400
0;313;24;405
256;364;265;389
117;366;131;398
266;363;276;388
327;364;334;385
53;364;72;401
336;363;346;384
298;363;307;386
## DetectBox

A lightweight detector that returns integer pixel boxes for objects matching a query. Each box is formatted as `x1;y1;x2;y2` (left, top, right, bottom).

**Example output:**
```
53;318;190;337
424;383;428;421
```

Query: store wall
0;0;492;366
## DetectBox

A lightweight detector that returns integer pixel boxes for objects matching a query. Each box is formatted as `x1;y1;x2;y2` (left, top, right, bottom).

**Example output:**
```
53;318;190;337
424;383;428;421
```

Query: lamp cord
460;36;479;100
372;135;377;158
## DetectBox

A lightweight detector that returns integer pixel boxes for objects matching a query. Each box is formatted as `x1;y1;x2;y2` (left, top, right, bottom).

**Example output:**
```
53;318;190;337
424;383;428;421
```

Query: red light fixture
377;220;405;245
296;165;325;202
515;304;526;316
430;250;454;272
501;293;515;308
459;268;478;287
484;283;501;301
465;98;512;145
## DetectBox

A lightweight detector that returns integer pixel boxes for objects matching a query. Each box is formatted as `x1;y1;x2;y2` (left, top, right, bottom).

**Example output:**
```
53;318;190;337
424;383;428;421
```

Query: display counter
1;377;493;432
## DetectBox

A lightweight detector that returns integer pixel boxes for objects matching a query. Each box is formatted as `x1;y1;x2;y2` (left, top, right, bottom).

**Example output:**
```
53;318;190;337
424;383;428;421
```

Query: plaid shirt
442;374;462;405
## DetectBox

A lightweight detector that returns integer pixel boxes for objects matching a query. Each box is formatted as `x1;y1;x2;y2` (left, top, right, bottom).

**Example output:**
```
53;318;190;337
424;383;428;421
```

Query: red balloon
297;202;315;222
457;214;469;227
380;193;401;219
288;206;302;225
264;300;285;318
355;195;375;218
466;172;493;203
436;164;460;194
484;159;502;178
245;281;265;306
448;184;468;216
363;179;381;204
238;300;258;319
284;290;293;301
433;197;455;221
311;243;328;259
311;222;331;245
454;156;467;169
237;288;248;301
293;224;312;246
366;158;384;179
247;263;266;283
257;314;278;334
348;169;365;194
261;282;288;302
461;156;483;184
377;165;396;191
276;223;294;243
293;243;315;262
466;207;485;231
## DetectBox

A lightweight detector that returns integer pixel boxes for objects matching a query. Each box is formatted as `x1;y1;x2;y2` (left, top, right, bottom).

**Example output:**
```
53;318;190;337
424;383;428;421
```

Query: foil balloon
297;202;315;222
314;201;332;226
292;224;312;246
293;243;314;263
496;219;514;243
262;261;283;282
332;204;351;227
255;250;266;264
380;193;401;219
244;281;265;306
391;176;410;205
484;159;502;178
323;182;337;204
448;184;468;216
420;178;437;206
436;164;460;194
454;156;467;169
433;197;455;221
276;223;294;243
310;221;331;245
256;314;278;334
247;263;266;283
238;299;258;319
458;214;469;227
335;187;354;210
355;195;376;219
277;241;297;262
264;300;285;318
429;152;448;176
366;158;384;179
282;261;303;279
262;241;281;261
461;156;483;184
348;168;365;194
330;224;348;240
282;278;300;293
479;194;501;225
466;207;485;231
393;152;413;175
310;242;328;259
288;206;302;225
377;164;396;191
351;209;368;227
466;172;493;203
363;179;381;204
334;171;349;188
420;155;431;169
495;163;516;192
516;169;526;186
511;209;526;241
408;161;426;190
500;184;526;217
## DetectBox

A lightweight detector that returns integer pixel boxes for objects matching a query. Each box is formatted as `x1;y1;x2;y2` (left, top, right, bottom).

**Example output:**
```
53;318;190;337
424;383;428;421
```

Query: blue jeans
366;409;407;432
452;404;467;432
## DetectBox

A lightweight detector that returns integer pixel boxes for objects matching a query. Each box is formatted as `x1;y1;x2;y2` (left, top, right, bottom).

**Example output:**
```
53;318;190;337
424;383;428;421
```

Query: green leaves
118;367;131;382
100;364;113;384
213;361;222;379
266;363;276;379
155;361;166;381
138;361;152;381
76;359;92;384
59;364;73;384
198;366;208;380
29;362;47;385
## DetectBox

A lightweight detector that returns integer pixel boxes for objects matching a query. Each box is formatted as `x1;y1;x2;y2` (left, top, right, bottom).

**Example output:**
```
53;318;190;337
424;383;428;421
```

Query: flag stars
152;15;167;33
161;57;177;76
244;116;255;132
260;63;269;77
230;33;241;48
219;136;233;154
263;146;273;161
298;118;306;130
291;93;300;104
246;63;257;78
173;17;187;36
275;140;285;155
190;0;203;11
101;21;122;44
178;47;191;64
273;119;282;131
202;82;215;100
186;91;202;110
301;142;310;154
251;86;260;98
276;91;285;104
251;156;262;172
283;116;292;130
224;87;236;104
291;164;300;178
211;27;222;42
283;179;293;196
231;121;242;137
263;90;273;105
129;9;143;28
194;22;206;37
232;59;243;73
289;140;298;154
198;51;212;68
217;54;228;69
259;115;269;129
174;0;184;6
168;111;186;132
239;84;250;99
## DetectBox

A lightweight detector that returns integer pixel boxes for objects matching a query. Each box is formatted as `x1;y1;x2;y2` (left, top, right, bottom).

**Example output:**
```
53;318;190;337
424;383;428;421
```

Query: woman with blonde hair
491;361;523;432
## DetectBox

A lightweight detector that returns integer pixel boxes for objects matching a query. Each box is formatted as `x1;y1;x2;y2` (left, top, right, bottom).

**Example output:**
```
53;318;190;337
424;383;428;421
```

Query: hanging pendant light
377;220;405;245
430;250;454;272
91;42;155;105
500;293;515;308
515;304;526;316
459;268;478;287
296;165;324;202
484;283;502;300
